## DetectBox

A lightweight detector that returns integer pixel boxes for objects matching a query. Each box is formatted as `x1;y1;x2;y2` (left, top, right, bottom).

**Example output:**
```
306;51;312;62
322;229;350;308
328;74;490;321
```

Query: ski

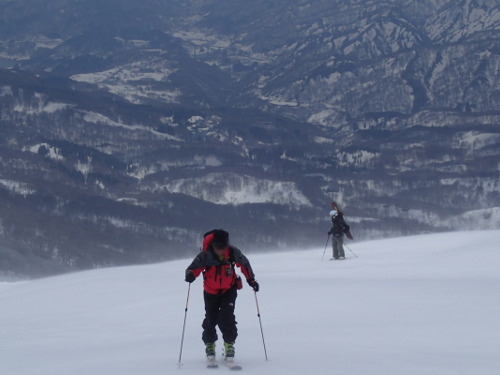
207;358;218;369
222;359;242;371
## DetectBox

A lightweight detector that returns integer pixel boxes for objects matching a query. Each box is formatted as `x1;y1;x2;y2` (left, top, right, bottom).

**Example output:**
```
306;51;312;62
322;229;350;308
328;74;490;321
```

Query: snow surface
1;231;499;375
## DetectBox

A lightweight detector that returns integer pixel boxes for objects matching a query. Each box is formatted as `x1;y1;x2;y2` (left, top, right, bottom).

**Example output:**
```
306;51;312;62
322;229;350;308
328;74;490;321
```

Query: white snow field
1;231;500;375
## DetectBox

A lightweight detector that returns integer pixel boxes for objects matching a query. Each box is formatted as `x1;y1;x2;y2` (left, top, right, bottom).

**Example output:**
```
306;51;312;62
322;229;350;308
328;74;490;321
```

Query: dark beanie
212;229;229;248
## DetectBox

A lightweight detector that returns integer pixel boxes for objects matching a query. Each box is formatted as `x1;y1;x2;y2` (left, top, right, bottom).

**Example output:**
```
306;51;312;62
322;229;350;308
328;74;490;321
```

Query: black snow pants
202;285;238;344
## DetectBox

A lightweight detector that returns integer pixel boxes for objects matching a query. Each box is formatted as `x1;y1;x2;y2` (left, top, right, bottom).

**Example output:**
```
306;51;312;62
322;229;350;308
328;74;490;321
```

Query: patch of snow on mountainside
0;179;35;196
76;157;92;182
172;30;232;48
188;115;204;123
314;136;335;144
308;109;338;126
25;143;64;161
428;1;500;42
71;59;177;83
0;86;13;96
164;173;311;207
82;112;180;140
71;61;180;104
339;150;380;167
259;93;299;107
34;36;63;50
13;101;71;115
129;156;222;180
72;65;172;84
456;131;500;155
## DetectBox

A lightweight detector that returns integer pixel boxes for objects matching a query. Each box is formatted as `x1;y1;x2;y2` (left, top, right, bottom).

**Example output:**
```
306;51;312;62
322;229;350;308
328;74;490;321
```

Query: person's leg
333;236;339;259
338;235;345;258
202;292;221;344
217;286;238;344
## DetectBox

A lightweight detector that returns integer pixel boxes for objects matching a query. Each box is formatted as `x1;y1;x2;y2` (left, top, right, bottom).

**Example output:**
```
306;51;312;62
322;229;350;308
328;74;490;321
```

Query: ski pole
254;290;268;361
178;283;191;366
321;234;331;261
344;243;359;258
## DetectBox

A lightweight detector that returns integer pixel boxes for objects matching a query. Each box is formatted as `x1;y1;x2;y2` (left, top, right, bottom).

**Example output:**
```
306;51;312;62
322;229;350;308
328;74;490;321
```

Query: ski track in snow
1;231;499;375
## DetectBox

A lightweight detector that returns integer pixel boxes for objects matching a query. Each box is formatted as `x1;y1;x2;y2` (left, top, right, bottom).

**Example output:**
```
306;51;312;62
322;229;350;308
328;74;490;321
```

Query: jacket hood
203;229;229;252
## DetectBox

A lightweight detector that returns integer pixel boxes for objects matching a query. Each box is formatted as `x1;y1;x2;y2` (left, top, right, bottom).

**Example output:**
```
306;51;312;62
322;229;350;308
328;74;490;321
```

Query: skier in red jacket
185;229;259;364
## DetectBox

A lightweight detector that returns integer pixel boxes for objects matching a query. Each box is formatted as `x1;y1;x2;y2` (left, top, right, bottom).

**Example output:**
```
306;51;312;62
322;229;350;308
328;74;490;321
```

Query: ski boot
206;342;216;360
339;256;345;260
223;342;235;363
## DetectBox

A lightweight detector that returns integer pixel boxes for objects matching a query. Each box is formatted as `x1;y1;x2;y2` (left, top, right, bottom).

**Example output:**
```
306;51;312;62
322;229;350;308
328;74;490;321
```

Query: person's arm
232;247;259;291
185;252;207;282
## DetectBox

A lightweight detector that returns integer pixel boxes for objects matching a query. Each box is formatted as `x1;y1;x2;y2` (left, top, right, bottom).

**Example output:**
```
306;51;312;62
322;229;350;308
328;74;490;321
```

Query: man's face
213;244;227;256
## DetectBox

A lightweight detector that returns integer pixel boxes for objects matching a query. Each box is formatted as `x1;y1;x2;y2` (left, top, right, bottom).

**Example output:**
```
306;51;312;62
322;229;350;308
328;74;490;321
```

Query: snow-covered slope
1;231;500;375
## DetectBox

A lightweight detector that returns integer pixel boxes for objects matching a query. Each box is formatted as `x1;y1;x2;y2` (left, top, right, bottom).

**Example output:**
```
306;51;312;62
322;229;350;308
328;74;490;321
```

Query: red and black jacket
185;234;255;295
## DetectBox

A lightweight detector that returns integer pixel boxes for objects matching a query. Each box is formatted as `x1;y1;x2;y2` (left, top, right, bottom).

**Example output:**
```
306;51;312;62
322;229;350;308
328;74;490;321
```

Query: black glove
247;278;260;292
328;230;332;235
185;271;196;283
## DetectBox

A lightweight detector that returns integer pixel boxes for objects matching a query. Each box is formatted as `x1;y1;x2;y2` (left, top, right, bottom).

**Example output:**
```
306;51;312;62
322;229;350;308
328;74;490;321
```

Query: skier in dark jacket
328;210;352;260
185;229;259;364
